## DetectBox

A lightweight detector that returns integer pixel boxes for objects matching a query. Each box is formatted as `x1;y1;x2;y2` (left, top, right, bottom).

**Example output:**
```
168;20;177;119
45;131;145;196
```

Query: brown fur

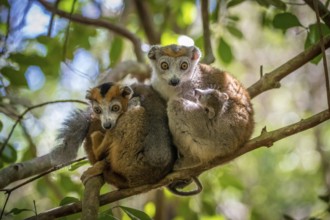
81;84;176;189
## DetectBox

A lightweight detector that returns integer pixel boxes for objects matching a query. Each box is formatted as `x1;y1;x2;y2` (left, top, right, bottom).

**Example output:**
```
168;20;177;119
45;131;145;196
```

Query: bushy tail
50;109;91;166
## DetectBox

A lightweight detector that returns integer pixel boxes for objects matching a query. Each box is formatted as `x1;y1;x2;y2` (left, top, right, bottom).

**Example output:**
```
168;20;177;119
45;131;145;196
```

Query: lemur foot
81;160;106;185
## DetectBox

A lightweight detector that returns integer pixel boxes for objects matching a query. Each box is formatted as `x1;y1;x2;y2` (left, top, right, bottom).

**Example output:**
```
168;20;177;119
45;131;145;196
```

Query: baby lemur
148;44;254;170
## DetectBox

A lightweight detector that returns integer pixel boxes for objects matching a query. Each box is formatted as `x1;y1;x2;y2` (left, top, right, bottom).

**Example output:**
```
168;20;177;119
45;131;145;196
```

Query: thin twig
62;0;77;60
37;0;144;62
201;0;215;64
312;0;330;110
0;192;11;220
0;100;87;156
248;35;330;98
47;0;61;37
304;0;330;27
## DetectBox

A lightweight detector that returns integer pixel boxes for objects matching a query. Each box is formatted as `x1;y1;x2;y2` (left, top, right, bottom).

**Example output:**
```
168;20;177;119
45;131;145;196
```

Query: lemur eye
94;107;102;114
180;61;189;70
160;62;169;70
111;104;121;112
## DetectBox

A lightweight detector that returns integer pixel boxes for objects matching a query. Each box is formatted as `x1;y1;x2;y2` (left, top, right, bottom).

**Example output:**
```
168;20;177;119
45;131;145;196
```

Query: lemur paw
81;162;105;185
208;84;219;90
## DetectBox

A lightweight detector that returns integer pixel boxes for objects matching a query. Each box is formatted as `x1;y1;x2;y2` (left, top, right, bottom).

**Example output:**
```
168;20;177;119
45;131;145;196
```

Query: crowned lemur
148;44;254;170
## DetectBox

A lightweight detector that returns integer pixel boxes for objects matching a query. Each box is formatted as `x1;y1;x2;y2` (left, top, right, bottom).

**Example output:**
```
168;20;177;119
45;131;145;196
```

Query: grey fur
50;109;91;165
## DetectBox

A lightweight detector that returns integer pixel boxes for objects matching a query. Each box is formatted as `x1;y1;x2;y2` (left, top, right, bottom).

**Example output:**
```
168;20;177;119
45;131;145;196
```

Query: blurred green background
0;0;330;219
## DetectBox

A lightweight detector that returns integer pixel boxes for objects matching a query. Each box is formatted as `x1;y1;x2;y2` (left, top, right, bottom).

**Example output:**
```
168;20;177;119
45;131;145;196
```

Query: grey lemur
148;44;254;170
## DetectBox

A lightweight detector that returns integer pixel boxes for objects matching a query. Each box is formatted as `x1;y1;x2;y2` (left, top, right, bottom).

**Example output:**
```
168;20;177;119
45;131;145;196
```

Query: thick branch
37;0;144;62
247;35;330;98
25;109;330;219
133;0;160;44
200;0;215;64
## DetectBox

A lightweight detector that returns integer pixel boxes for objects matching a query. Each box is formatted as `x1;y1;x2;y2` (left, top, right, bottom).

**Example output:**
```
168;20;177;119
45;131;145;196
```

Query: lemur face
86;82;133;130
148;44;201;87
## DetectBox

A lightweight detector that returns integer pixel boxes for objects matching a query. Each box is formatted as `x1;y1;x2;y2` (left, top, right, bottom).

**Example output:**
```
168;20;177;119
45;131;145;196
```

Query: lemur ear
191;46;201;60
120;85;133;99
147;45;159;60
85;89;93;100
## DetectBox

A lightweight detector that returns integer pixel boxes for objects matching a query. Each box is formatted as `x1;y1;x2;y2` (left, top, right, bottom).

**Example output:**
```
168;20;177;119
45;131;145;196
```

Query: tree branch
0;99;87;157
81;176;104;220
200;0;215;64
24;109;330;219
247;35;330;98
133;0;160;44
37;0;145;62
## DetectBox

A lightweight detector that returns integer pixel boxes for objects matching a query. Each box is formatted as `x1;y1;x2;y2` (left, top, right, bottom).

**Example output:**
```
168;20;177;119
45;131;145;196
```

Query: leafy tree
0;0;330;219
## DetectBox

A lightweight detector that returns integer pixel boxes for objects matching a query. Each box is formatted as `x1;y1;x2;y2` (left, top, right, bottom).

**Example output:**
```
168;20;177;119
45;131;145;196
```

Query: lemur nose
169;78;180;86
103;122;112;130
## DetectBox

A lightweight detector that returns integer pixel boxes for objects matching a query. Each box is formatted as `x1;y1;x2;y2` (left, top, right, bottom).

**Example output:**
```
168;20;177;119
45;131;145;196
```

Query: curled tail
50;109;91;166
167;176;203;196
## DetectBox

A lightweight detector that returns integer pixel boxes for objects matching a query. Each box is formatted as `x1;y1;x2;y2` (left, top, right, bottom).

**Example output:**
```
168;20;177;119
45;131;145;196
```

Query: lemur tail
50;109;91;166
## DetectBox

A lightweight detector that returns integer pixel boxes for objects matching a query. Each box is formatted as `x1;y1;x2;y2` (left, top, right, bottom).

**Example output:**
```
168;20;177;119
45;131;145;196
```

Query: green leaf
0;120;3;132
109;37;124;67
0;0;9;7
1;66;28;87
217;37;233;65
98;209;118;220
318;194;330;203
273;12;302;31
59;196;80;206
1;144;17;163
119;206;152;220
227;0;245;8
226;25;244;39
305;23;330;64
7;208;33;215
267;0;286;10
283;214;295;220
9;53;46;66
69;160;89;171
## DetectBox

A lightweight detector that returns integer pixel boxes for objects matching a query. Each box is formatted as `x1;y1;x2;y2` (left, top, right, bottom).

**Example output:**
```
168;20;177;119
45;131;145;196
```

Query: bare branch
200;0;215;64
247;35;330;98
37;0;145;62
81;176;104;220
0;99;87;156
24;110;330;219
133;0;160;44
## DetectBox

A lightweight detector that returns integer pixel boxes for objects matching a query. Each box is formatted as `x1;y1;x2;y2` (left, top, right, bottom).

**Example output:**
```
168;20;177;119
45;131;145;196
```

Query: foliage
0;0;330;219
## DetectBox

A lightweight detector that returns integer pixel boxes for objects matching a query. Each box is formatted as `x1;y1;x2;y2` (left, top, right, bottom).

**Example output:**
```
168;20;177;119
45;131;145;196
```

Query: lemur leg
90;131;108;161
81;160;107;185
